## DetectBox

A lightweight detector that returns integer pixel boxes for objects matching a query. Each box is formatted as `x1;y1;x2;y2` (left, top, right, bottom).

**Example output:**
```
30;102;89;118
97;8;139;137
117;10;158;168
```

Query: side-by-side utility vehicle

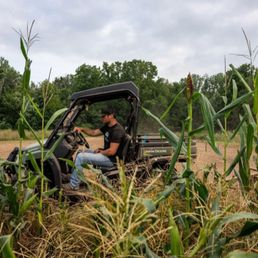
5;82;196;188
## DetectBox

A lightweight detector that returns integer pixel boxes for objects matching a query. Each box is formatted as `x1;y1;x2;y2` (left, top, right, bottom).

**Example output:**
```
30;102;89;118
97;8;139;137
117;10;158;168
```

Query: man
63;107;126;190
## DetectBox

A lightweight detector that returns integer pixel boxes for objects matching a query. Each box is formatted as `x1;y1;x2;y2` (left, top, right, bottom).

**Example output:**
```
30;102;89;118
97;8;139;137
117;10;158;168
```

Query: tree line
0;57;254;133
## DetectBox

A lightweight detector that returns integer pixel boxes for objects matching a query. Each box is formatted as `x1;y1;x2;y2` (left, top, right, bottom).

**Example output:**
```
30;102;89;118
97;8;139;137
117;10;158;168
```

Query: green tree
52;75;74;106
73;64;103;92
0;57;21;129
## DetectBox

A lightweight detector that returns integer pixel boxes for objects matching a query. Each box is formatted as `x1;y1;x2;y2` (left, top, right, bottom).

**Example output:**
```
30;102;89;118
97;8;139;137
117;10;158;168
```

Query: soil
0;138;248;174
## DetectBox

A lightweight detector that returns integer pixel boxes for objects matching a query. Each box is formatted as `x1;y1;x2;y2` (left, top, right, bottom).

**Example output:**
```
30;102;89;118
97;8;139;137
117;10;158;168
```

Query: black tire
43;156;62;189
27;155;62;190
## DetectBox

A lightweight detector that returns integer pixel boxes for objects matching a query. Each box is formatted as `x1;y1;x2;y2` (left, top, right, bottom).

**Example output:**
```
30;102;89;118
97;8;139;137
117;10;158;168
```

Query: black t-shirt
100;123;126;162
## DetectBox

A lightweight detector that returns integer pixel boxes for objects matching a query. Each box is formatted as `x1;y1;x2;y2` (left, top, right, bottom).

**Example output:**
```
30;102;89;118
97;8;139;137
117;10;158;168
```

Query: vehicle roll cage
45;81;140;149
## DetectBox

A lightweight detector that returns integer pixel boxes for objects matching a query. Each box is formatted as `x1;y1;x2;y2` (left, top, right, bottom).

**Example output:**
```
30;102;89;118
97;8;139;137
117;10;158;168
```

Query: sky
1;0;258;84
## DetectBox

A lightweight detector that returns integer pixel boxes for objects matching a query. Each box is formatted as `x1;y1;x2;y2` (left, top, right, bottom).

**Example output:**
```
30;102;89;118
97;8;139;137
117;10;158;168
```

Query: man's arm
96;142;119;156
74;127;102;137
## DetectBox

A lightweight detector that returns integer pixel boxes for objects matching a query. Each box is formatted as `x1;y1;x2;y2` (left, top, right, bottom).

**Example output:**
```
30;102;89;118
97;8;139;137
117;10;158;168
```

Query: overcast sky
1;0;258;84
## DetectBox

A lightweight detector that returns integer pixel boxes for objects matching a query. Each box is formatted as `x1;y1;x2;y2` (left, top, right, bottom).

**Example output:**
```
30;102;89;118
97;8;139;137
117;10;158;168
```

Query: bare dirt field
0;138;248;173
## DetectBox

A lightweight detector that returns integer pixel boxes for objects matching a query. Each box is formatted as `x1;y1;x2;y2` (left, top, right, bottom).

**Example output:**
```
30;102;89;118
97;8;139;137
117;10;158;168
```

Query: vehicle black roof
70;81;139;103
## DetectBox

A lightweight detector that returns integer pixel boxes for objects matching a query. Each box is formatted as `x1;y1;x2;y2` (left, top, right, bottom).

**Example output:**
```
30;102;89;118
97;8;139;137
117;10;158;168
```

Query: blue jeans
70;150;114;188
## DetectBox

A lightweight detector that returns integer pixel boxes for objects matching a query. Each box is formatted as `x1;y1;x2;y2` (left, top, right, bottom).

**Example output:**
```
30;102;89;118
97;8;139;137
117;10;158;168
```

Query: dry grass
0;130;52;141
11;172;258;257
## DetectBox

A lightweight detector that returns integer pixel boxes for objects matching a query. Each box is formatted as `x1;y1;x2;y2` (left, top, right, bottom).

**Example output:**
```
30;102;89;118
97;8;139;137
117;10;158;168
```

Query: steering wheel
75;131;90;149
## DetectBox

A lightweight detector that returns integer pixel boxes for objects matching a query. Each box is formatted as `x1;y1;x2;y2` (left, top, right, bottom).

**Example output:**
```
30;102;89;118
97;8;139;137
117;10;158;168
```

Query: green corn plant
189;76;254;194
168;208;184;256
182;73;194;249
186;73;194;172
224;31;258;193
0;161;38;232
16;22;66;229
225;66;257;193
221;60;237;175
254;72;258;171
0;234;16;258
15;21;37;203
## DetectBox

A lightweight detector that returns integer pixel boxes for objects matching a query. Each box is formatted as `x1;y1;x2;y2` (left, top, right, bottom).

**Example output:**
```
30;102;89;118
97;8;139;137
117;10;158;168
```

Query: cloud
1;0;258;83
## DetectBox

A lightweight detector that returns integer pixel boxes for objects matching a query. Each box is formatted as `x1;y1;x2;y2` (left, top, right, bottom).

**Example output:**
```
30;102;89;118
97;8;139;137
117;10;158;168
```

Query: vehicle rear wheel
26;156;62;190
43;157;62;189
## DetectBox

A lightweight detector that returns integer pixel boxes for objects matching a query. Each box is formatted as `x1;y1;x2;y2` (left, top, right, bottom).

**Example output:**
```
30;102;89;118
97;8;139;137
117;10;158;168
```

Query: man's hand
74;127;82;133
74;127;102;137
95;143;119;156
94;148;103;153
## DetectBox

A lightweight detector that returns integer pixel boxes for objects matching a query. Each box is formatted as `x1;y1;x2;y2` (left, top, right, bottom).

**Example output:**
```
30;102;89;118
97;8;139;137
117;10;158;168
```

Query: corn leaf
219;212;258;229
254;71;258;114
160;127;186;153
243;104;256;129
27;174;40;189
232;79;238;101
203;213;258;258
239;120;247;150
59;158;75;168
229;114;248;141
145;244;161;258
222;96;227;105
223;80;238;119
191;92;251;137
189;125;205;136
229;64;252;93
132;236;161;258
17;117;26;139
246;124;254;160
160;87;185;121
24;188;34;202
42;187;58;197
215;91;253;119
19;193;38;217
23;66;31;91
165;123;185;184
155;184;176;205
45;107;68;131
27;94;43;119
0;235;16;258
2;185;19;216
43;133;64;161
19;112;42;146
231;221;258;238
237;156;249;190
207;237;227;258
225;147;246;176
27;151;41;174
168;209;184;256
199;94;215;141
194;179;209;203
225;251;258;258
141;198;156;213
20;37;28;61
206;136;221;155
142;107;185;152
197;93;221;154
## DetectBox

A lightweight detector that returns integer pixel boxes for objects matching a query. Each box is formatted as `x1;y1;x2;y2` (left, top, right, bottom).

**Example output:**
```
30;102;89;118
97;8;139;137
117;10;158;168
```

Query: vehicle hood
22;139;47;153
